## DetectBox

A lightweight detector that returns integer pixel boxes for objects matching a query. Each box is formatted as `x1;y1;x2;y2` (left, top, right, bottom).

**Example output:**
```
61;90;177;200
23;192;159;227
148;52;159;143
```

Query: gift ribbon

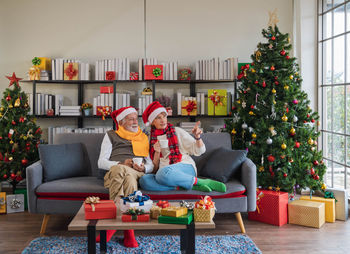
85;196;100;212
255;190;264;214
97;106;111;120
180;200;194;210
324;191;338;203
105;72;115;80
209;91;224;106
64;63;78;80
152;67;162;77
195;196;215;210
181;100;197;115
123;191;150;206
29;66;40;80
32;57;41;66
125;208;145;220
157;200;170;208
10;198;22;209
130;72;139;80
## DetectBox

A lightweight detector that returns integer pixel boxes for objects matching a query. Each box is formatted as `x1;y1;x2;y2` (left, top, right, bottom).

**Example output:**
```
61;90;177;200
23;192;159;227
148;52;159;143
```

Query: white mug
159;140;168;148
132;157;143;166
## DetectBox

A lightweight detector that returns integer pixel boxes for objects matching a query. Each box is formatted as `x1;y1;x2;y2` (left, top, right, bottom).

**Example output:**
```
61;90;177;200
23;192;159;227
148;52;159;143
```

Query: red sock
193;177;198;185
123;229;138;248
96;230;116;243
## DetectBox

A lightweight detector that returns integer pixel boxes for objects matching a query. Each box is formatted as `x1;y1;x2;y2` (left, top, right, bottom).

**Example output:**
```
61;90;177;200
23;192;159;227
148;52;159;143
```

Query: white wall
0;0;300;136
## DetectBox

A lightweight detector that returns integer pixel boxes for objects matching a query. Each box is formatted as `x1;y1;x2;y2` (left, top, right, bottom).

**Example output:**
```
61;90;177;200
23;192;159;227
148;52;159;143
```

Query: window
318;0;350;191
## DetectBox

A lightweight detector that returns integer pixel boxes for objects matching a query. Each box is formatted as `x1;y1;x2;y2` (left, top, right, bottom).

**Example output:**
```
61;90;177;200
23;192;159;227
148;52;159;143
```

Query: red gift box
121;214;150;222
105;71;116;81
248;189;288;226
144;65;163;80
129;72;139;80
84;200;117;220
100;86;114;94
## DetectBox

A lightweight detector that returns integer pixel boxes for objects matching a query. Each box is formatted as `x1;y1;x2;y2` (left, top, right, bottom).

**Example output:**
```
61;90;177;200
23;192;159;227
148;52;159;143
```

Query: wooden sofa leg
235;212;246;234
40;214;50;236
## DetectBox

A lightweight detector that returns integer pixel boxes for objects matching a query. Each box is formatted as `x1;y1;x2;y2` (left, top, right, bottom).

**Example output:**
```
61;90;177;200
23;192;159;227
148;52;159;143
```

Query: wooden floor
1;212;350;254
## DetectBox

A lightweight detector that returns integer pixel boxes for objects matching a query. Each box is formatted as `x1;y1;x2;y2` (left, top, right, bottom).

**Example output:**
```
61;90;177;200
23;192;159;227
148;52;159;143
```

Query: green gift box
14;188;27;210
158;210;193;225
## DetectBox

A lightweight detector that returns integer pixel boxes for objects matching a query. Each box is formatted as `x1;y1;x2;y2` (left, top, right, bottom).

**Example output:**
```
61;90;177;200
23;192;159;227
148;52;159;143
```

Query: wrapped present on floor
6;194;25;214
193;196;215;222
288;200;325;228
150;205;162;219
208;89;227;116
300;195;335;223
181;98;197;116
64;62;79;80
161;206;188;217
144;65;163;80
84;197;116;220
100;86;114;94
14;189;28;210
248;189;288;226
120;191;153;213
156;200;170;208
0;192;6;214
325;188;348;221
121;208;150;222
158;210;193;225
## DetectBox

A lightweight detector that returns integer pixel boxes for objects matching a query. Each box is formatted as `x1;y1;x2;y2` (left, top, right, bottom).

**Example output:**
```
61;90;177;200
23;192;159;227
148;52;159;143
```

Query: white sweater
156;127;206;175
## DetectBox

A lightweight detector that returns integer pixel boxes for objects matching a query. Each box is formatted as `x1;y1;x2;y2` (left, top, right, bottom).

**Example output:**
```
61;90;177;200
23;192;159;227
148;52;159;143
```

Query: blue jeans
139;163;196;191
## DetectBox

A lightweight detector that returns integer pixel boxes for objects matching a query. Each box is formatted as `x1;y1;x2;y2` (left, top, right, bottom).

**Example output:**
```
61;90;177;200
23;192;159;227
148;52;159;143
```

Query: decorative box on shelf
181;99;197;116
119;191;153;213
63;63;79;80
84;198;116;220
144;65;163;80
288;200;325;228
38;57;51;71
100;86;114;94
208;89;227;116
248;189;288;226
299;195;335;223
105;71;116;81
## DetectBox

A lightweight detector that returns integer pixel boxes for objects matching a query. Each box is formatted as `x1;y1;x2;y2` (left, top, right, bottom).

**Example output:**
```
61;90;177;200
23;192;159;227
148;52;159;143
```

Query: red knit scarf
150;123;182;164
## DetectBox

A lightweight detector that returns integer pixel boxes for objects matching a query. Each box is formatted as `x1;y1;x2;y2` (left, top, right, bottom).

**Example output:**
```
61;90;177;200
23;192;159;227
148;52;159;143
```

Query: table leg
100;230;107;253
180;220;195;254
87;220;97;254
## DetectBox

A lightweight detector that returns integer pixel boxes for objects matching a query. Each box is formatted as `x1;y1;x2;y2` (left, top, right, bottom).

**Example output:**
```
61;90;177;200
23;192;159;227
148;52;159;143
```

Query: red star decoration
6;72;22;87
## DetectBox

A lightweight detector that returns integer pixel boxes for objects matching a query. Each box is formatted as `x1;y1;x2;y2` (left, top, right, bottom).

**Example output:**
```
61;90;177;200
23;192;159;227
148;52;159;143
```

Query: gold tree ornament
255;50;262;61
268;9;279;27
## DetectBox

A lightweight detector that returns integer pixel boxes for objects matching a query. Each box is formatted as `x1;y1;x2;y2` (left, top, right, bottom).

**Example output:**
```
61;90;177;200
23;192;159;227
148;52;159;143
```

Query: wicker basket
194;208;215;222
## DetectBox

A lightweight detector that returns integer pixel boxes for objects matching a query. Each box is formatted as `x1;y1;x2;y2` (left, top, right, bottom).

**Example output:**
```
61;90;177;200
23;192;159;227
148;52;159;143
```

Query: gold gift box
181;100;197;116
160;206;187;217
150;205;162;219
194;208;215;222
64;63;79;80
38;57;51;71
0;192;6;214
299;196;335;223
288;200;325;228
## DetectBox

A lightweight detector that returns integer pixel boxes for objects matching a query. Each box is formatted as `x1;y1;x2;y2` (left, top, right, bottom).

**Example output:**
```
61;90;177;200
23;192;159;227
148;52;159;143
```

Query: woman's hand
192;121;203;139
153;141;161;153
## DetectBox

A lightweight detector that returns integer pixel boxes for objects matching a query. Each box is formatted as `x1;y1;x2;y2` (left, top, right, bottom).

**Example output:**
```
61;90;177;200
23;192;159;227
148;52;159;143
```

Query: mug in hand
132;157;143;167
159;140;168;148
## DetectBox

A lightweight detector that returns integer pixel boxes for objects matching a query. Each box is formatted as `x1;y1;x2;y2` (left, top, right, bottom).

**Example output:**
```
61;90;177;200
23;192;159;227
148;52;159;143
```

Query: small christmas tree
0;73;41;193
224;21;326;195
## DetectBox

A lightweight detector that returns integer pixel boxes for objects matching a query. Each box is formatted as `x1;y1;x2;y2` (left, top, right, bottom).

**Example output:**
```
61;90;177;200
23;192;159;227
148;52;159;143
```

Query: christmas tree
224;23;326;194
0;73;41;193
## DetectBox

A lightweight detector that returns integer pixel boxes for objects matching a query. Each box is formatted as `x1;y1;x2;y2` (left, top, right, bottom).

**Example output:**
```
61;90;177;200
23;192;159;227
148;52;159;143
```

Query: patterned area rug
22;234;261;254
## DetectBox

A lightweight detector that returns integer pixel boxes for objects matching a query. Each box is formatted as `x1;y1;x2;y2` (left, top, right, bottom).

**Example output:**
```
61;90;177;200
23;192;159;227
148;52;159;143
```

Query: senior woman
139;101;226;192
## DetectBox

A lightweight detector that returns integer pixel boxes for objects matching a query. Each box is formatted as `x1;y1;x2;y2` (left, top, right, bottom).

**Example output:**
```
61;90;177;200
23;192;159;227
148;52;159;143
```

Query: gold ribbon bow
256;191;264;214
85;196;100;212
29;66;40;80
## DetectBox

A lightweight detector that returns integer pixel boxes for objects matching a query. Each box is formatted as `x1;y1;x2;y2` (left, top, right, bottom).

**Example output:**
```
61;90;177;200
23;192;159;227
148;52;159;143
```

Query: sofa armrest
241;158;256;212
26;160;43;213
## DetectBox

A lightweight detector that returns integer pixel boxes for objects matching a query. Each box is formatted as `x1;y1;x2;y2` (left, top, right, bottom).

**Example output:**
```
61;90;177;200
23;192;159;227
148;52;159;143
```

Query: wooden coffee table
68;203;215;254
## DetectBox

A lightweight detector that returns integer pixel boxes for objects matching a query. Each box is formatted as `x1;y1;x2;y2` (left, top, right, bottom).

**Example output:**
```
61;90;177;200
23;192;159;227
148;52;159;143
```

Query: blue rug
22;235;261;254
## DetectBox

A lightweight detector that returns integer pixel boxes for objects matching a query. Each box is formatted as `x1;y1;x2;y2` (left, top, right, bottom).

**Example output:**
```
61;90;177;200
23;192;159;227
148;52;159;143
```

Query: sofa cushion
200;147;247;183
36;176;109;199
39;143;89;182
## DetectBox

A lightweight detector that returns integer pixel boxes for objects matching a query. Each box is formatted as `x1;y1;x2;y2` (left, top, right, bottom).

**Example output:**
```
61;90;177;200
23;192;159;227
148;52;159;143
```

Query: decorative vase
83;109;91;116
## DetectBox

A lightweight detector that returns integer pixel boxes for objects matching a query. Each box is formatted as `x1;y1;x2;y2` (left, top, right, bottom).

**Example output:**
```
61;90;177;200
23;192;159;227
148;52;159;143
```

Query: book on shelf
195;57;238;80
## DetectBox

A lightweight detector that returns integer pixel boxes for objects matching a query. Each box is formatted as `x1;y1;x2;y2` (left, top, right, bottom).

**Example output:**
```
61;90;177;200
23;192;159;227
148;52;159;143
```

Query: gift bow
97;106;111;120
195;196;215;210
32;57;41;66
182;100;197;115
123;191;150;206
324;191;338;203
10;198;22;209
152;67;162;77
29;66;40;80
256;190;264;214
85;196;100;212
64;63;78;80
157;200;170;208
209;91;224;106
125;208;145;220
130;72;139;80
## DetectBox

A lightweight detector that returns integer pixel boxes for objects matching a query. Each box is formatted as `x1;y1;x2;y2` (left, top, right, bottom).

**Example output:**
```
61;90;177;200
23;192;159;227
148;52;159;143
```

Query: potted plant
157;95;172;116
81;103;93;116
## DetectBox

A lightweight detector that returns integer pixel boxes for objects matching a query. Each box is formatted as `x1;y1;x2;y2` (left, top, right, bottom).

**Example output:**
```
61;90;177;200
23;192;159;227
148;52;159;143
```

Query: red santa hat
111;106;137;130
142;101;167;126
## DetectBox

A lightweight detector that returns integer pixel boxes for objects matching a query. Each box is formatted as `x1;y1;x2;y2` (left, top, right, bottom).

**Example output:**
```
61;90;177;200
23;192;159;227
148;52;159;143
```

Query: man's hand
192;121;202;139
122;158;133;168
153;141;161;153
133;163;145;172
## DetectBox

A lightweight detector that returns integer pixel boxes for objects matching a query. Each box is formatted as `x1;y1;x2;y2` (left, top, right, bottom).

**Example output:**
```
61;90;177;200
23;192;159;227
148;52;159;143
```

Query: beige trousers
104;164;144;200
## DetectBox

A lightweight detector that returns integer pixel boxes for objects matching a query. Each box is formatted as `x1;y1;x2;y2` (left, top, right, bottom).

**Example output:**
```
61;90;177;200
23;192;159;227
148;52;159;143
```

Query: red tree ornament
19;116;25;123
294;141;300;148
283;173;288;177
11;120;16;125
280;50;286;56
21;158;28;165
271;36;276;40
254;80;259;84
270;66;275;71
6;94;11;101
3;174;7;179
286;55;290;60
313;160;319;166
267;155;275;162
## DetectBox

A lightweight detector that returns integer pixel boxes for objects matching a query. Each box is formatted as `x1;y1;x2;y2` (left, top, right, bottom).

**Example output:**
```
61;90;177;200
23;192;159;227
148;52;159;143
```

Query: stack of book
195;57;238;80
95;58;130;80
59;106;81;116
137;95;153;116
40;70;50;81
51;59;90;80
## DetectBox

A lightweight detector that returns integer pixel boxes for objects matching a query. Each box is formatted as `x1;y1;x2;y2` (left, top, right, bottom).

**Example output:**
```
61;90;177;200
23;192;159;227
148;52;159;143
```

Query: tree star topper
6;72;22;87
268;9;279;27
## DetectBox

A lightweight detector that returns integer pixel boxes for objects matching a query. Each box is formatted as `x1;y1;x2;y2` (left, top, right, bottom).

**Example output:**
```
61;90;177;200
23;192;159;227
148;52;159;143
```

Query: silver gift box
326;188;348;221
6;194;25;213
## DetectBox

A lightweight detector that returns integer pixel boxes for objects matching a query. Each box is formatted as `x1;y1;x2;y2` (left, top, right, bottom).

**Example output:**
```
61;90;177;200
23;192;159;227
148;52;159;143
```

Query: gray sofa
26;132;256;235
